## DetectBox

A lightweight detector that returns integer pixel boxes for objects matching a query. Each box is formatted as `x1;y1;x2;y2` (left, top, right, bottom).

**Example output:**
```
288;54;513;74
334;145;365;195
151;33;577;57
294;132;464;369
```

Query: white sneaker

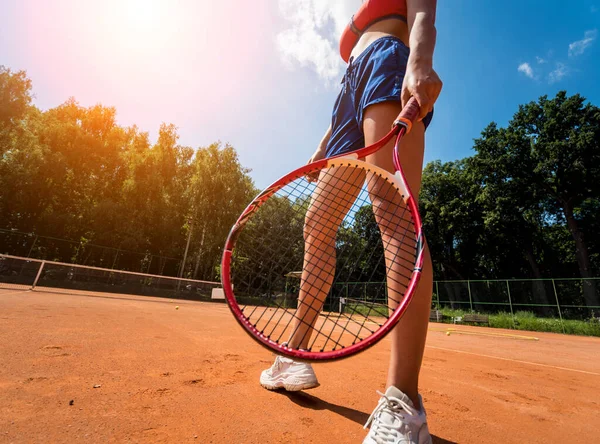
259;355;320;391
363;386;432;444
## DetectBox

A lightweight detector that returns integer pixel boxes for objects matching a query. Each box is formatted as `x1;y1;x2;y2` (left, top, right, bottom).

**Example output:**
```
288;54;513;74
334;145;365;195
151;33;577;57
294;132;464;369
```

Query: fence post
111;249;120;270
32;261;46;290
467;280;473;312
551;279;566;334
505;280;516;328
435;281;440;309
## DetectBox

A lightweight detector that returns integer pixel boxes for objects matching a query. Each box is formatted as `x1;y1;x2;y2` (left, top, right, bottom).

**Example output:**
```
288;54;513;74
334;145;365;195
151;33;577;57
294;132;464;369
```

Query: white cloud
518;30;595;85
548;63;568;84
518;62;535;79
276;0;359;83
568;29;597;57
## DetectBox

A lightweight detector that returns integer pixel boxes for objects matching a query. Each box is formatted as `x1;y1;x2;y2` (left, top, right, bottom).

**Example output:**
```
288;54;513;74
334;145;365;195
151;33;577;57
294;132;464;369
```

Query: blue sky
1;0;599;189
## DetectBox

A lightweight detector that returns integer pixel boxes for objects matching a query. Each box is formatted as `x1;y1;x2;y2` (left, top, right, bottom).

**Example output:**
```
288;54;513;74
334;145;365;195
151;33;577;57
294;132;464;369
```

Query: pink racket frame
221;99;424;361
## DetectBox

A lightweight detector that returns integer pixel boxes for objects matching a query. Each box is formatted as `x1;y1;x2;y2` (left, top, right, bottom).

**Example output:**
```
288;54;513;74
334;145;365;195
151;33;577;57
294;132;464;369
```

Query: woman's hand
308;146;326;164
401;61;442;121
306;147;326;182
305;125;332;182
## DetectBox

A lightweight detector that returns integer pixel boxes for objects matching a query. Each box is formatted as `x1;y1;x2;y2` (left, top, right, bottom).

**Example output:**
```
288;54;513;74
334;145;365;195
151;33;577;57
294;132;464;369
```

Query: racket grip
393;97;421;133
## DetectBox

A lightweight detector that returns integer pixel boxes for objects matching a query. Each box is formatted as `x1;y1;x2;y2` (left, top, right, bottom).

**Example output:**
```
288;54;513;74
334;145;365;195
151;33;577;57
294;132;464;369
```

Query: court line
433;328;539;341
0;289;32;296
426;345;600;377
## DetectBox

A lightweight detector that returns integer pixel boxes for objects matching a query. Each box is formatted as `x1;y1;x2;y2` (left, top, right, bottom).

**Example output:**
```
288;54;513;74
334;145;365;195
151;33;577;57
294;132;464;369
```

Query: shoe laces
364;391;419;443
266;355;285;375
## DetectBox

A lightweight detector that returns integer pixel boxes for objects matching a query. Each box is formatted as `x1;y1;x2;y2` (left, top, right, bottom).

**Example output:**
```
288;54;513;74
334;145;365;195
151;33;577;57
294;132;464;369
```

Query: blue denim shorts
325;36;434;158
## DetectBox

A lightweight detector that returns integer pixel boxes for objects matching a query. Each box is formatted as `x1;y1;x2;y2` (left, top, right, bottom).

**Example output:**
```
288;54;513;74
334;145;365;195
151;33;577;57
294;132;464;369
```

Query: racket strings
231;163;417;352
245;174;412;350
241;167;367;316
238;169;338;314
308;173;415;350
278;169;389;349
279;185;414;351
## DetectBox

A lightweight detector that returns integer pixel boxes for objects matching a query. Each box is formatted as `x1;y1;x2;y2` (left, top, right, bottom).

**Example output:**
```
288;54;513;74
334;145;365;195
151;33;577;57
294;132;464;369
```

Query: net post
467;280;473;312
551;279;566;334
339;296;346;314
32;261;46;290
506;280;516;328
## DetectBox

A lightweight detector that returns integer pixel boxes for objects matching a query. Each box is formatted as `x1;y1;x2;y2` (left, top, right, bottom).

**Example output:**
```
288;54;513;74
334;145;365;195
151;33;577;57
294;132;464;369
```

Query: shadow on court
432;436;458;444
281;392;457;443
283;391;369;425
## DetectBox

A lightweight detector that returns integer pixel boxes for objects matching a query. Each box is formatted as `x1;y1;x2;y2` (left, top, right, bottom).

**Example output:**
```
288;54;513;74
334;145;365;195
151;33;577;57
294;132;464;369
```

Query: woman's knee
303;208;337;249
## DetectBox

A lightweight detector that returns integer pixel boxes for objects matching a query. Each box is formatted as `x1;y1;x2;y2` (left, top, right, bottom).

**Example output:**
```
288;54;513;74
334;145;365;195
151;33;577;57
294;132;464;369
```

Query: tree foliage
1;66;598;308
419;92;599;305
0;67;255;279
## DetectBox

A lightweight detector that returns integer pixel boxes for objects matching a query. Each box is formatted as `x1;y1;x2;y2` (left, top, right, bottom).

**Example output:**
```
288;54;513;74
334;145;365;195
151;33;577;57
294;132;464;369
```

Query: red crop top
339;0;407;63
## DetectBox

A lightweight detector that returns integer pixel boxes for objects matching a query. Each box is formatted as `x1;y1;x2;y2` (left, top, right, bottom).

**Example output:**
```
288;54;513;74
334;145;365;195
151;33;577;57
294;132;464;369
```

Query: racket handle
393;97;421;133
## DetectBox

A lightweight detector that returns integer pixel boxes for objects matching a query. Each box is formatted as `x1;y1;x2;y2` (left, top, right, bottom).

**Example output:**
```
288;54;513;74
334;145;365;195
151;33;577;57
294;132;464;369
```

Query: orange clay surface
1;288;599;443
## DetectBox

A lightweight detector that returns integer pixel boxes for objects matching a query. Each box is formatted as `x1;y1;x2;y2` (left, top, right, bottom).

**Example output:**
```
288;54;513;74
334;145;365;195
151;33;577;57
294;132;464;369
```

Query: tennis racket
221;98;424;361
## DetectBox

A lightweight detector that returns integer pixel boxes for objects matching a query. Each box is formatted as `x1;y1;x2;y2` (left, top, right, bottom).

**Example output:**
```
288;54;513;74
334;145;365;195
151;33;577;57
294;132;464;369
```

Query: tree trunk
444;262;466;281
159;256;166;276
193;253;201;280
193;223;207;279
563;202;598;309
524;247;551;316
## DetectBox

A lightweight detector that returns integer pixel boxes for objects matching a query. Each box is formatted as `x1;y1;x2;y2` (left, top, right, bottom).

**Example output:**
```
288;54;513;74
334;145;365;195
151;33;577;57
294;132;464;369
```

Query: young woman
261;1;442;442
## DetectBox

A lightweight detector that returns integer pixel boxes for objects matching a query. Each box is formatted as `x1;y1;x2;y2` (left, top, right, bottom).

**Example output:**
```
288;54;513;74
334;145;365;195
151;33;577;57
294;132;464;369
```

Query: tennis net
0;254;221;301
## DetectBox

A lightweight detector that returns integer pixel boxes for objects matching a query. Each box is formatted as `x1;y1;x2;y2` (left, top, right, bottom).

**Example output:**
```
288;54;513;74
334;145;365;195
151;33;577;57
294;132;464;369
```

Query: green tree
419;159;483;280
473;123;549;278
335;204;385;283
0;66;41;233
185;142;256;280
509;92;599;306
0;67;252;275
0;66;32;129
231;193;306;297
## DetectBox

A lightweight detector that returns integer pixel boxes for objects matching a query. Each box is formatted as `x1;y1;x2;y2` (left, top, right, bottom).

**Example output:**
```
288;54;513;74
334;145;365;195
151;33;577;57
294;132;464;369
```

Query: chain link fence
433;278;600;321
0;228;181;276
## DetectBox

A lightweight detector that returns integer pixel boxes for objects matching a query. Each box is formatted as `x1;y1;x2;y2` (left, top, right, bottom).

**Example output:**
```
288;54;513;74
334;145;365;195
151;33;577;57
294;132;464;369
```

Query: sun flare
122;0;164;33
106;0;179;53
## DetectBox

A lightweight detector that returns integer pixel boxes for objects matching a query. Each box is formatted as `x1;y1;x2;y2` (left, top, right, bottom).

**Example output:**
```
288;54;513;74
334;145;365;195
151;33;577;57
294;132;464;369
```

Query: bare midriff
350;18;409;60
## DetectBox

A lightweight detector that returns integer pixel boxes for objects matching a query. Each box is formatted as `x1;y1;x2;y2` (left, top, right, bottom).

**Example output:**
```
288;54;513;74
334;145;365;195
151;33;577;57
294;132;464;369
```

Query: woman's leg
260;156;366;392
363;101;433;410
288;166;365;350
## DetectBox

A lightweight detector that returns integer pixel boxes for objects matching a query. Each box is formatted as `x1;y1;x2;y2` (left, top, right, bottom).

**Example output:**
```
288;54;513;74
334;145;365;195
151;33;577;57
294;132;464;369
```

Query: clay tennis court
1;288;599;443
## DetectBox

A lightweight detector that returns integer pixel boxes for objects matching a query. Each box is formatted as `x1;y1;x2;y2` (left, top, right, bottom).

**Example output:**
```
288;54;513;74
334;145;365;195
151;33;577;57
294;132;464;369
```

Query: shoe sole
260;381;320;392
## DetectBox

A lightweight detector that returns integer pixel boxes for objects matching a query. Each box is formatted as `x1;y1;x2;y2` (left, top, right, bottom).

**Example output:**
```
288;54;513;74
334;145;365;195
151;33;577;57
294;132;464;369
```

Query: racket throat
392;171;411;203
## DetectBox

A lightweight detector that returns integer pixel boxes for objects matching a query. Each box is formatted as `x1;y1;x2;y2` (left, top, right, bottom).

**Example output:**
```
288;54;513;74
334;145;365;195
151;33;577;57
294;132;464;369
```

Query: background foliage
1;66;598;310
